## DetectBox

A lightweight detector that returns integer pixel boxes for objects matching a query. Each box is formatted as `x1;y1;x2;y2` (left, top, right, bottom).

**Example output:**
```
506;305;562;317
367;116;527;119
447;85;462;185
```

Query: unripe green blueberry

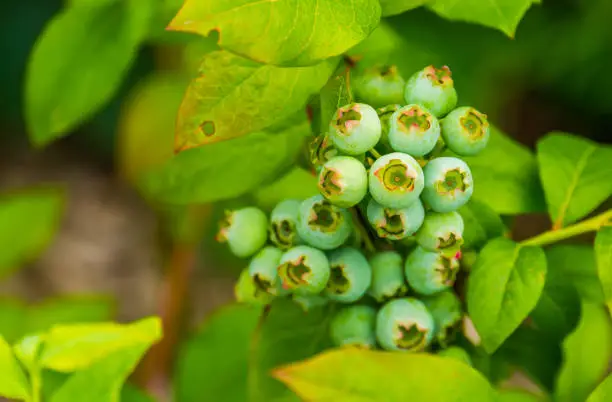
234;268;274;305
423;290;463;347
366;198;424;240
248;246;287;296
416;211;464;256
354;65;405;108
369;152;424;209
216;207;268;258
404;65;458;118
422;157;474;213
438;346;472;366
318;156;368;208
277;245;330;295
329;103;381;155
324;247;372;303
441;107;490;156
292;293;329;312
368;251;408;302
297;195;352;250
269;199;301;250
330;305;377;348
388;104;440;157
405;246;460;295
377;104;401;150
376;298;435;352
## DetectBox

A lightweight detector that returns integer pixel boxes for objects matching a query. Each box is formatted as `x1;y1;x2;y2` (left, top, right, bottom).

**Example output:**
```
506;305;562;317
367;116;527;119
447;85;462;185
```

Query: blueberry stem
350;207;376;253
368;148;382;159
521;209;612;247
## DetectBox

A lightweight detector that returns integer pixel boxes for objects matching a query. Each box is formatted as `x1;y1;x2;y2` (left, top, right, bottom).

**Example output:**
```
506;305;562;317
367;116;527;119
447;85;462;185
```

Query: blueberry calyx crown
319;167;343;197
397;106;431;133
424;65;453;87
374;159;415;192
435;169;469;195
308;200;345;233
375;209;405;237
270;219;296;249
437;232;462;250
334;105;362;136
395;322;429;350
460;109;489;139
278;256;311;288
326;264;350;294
253;274;273;293
309;135;337;166
215;211;233;243
435;256;459;285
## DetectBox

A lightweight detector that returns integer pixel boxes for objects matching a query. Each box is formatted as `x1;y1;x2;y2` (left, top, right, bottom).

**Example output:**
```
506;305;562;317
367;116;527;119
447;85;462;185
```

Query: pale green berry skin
217;207;267;258
234;268;274;305
422;157;474;213
377;104;401;150
269;199;301;250
369;152;424;209
423;290;463;347
277;245;330;295
368;251;408;302
416;211;464;256
438;346;472;366
292;293;329;312
441;106;490;156
354;65;405;108
388;104;440;157
324;247;372;303
318;156;368;208
405;246;460;295
330;305;377;348
248;246;287;296
366;198;425;241
376;298;435;352
329;103;382;155
297;195;352;250
404;65;457;118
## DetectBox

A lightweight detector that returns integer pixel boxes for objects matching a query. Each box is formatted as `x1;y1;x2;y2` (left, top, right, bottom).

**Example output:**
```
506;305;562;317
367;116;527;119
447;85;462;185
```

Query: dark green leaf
380;0;428;16
318;64;352;135
141;118;310;204
537;133;612;227
273;347;497;401
253;168;319;211
587;374;612;402
555;303;612;402
462;127;546;215
25;0;152;146
174;51;334;151
0;187;64;278
168;0;381;66
595;227;612;311
121;384;157;402
458;199;506;249
546;245;605;303
467;238;546;353
427;0;536;37
0;335;30;400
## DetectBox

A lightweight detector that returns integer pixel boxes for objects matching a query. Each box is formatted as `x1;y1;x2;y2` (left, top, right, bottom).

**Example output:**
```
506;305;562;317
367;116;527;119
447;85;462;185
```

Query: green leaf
595;227;612;310
497;390;545;402
121;384;157;402
168;0;381;66
0;187;64;277
587;374;612;402
458;199;506;250
537;133;612;227
174;51;334;151
253;167;319;210
346;22;402;67
14;335;45;372
175;304;261;402
380;0;428;16
467;238;546;353
427;0;535;37
0;335;30;400
25;0;152;146
555;303;612;402
318;64;353;135
546;245;605;303
39;317;161;372
140;117;310;204
462;127;546;215
273;347;496;401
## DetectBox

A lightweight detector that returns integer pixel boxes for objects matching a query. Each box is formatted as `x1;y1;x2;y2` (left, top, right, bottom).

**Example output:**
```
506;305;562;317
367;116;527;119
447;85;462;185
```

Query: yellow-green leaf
587;374;612;402
595;227;612;313
0;335;30;400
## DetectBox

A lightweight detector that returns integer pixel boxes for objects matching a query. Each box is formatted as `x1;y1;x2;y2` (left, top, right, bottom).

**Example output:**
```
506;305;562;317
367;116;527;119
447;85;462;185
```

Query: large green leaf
595;227;612;311
25;0;152;146
167;0;381;66
174;51;334;151
467;238;546;353
498;390;545;402
141;117;310;204
458;199;506;250
462;127;546;215
39;317;161;372
546;245;605;303
273;347;496;401
555;303;612;402
380;0;428;16
0;187;64;277
0;335;30;400
428;0;536;37
253;167;319;211
318;64;353;135
537;133;612;227
587;374;612;402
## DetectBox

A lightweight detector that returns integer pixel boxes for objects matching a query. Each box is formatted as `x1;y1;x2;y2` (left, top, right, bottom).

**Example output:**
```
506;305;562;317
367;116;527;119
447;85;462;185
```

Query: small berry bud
216;207;268;258
405;246;460;295
248;246;287;296
234;268;274;305
368;251;408;302
376;298;435;352
369;152;424;209
441;106;490;156
366;198;425;240
324;247;372;303
404;65;458;118
422;157;474;213
329;103;381;155
354;65;405;108
416;211;465;256
297;195;352;250
423;290;463;348
277;245;330;295
330;305;377;348
318;156;368;208
388;104;441;157
269;199;301;250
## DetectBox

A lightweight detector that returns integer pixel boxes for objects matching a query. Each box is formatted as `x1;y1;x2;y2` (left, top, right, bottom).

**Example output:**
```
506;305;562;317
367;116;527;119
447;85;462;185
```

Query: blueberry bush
3;0;612;401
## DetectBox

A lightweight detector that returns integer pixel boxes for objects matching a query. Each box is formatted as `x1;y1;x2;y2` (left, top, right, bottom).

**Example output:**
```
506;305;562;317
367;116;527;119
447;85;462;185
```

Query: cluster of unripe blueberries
221;65;490;356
